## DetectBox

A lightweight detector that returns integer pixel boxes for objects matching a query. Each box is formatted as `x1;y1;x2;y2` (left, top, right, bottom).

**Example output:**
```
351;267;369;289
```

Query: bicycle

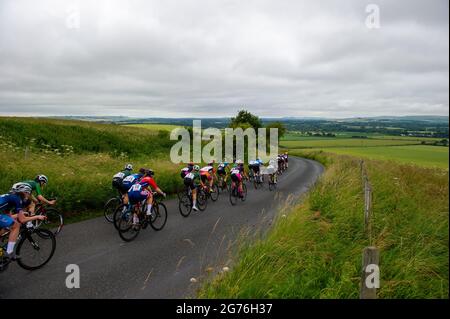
253;171;264;189
104;193;123;223
229;181;247;206
217;175;230;193
268;172;277;191
33;199;64;236
204;183;219;202
178;185;208;217
117;193;168;242
0;223;56;272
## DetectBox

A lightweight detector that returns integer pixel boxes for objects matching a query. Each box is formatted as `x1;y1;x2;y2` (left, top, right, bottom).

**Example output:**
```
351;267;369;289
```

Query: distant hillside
0;117;174;158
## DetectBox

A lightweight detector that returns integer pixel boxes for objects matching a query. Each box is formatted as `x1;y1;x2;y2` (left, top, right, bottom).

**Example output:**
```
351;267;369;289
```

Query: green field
305;145;449;169
281;133;448;169
0;117;182;217
124;123;182;132
280;138;421;149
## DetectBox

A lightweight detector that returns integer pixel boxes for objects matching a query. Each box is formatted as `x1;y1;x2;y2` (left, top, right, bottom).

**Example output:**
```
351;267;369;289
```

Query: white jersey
113;172;126;180
200;166;213;172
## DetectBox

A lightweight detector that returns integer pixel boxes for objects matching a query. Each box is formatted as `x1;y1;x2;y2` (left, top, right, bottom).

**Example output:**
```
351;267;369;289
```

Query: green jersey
23;180;43;196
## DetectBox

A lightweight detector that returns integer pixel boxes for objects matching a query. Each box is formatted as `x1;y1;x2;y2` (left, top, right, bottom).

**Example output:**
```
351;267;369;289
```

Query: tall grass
0;117;182;217
198;151;448;298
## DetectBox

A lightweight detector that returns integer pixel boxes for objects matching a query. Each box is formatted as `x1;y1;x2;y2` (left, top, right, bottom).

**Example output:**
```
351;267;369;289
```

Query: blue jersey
0;193;23;214
122;173;142;189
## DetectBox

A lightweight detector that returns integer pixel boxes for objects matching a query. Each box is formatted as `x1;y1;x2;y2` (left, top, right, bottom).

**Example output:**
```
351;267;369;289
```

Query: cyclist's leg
0;215;20;256
144;191;153;216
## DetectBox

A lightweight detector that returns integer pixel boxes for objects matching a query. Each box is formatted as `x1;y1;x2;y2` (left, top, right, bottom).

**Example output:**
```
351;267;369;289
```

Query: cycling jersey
184;171;200;190
122;173;143;190
217;163;228;176
112;170;133;194
180;167;192;179
230;168;242;182
0;193;23;214
139;176;158;190
127;183;151;204
113;170;132;181
200;166;214;174
22;180;42;196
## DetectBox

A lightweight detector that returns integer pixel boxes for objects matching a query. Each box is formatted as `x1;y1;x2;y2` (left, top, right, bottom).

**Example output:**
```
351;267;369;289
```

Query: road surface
0;157;323;299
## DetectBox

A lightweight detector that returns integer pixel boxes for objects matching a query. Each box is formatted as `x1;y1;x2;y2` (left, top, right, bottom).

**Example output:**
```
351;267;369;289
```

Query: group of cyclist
0;175;55;260
111;165;167;226
178;152;289;211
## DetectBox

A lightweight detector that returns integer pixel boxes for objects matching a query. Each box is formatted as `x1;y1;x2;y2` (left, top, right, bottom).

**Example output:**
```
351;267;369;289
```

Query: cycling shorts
217;168;226;176
128;189;151;204
230;172;242;183
251;165;260;174
184;177;197;190
112;178;129;194
200;172;212;183
0;214;14;229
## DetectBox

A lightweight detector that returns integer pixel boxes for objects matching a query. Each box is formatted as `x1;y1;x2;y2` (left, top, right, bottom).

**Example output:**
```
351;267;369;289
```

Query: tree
229;110;262;130
265;121;287;139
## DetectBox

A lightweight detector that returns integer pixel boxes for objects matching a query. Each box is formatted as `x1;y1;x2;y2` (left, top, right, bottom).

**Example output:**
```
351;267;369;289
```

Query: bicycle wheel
0;237;11;272
104;197;121;223
44;208;64;235
179;194;192;217
118;212;141;242
210;184;219;202
197;189;208;211
150;202;168;231
113;204;129;230
229;186;237;206
16;228;56;270
241;183;248;201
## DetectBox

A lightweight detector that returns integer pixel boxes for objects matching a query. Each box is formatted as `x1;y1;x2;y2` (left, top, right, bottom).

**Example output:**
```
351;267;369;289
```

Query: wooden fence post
360;246;380;299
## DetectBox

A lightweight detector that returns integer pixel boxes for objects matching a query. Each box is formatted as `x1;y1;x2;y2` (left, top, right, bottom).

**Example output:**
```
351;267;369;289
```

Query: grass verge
198;151;448;298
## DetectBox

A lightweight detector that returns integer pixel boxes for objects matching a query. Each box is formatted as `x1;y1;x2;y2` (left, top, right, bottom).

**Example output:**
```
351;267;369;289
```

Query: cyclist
112;163;134;196
183;165;203;212
217;162;230;187
127;169;166;225
277;155;284;173
20;175;56;215
0;183;46;259
267;158;278;184
284;152;289;168
230;160;245;198
180;162;194;179
253;158;263;183
122;168;146;207
200;161;216;193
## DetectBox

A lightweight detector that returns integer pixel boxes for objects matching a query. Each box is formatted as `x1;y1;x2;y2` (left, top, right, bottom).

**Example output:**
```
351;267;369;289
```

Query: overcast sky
0;0;448;118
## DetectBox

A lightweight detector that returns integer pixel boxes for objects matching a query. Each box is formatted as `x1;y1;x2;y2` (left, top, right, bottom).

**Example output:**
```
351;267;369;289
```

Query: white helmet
124;163;133;171
11;182;32;194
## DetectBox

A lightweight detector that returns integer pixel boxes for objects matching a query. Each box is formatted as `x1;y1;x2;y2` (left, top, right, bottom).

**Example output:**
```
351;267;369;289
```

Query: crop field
124;123;182;132
280;138;421;149
304;145;449;169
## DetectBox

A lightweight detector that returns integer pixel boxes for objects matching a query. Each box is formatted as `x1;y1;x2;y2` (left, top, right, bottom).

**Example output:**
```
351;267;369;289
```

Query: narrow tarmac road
0;157;323;299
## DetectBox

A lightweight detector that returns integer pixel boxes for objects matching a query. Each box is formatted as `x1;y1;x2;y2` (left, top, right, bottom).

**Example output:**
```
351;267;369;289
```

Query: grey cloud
0;0;448;117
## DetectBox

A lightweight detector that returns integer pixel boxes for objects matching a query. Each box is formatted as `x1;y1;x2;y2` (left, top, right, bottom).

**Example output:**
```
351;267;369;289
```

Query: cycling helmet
35;174;48;184
207;161;215;166
236;159;243;165
139;167;146;174
124;163;133;171
145;169;155;176
11;182;32;194
188;162;194;167
193;165;200;171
